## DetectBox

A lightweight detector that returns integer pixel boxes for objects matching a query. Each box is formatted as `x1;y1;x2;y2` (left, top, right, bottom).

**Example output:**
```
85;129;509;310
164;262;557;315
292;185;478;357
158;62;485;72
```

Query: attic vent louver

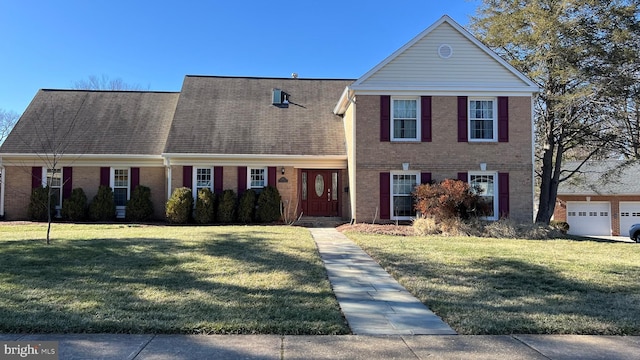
272;89;289;108
438;44;453;59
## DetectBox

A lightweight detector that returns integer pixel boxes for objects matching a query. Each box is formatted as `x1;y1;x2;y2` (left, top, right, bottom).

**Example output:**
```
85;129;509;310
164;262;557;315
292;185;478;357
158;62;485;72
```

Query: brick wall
353;95;533;223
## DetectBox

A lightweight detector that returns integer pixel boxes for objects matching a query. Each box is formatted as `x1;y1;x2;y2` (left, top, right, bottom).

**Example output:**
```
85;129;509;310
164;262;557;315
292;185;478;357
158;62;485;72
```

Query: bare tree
72;74;147;91
0;109;19;145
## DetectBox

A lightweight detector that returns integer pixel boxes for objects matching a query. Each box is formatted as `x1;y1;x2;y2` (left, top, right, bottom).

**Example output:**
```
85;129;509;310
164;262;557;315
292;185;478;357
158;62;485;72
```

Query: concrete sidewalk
2;333;639;359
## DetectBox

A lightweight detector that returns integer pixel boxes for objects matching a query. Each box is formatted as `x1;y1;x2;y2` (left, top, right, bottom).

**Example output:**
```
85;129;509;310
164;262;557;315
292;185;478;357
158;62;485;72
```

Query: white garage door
566;202;611;236
620;202;640;237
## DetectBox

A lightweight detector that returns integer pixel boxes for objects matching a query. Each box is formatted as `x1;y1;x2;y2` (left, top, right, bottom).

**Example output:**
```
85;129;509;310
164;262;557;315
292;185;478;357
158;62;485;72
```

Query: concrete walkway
309;227;456;335
2;333;639;359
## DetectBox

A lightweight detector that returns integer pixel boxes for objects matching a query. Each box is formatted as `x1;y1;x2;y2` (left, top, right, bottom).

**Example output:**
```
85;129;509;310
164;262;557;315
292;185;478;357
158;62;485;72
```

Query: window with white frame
46;168;63;210
391;172;419;219
392;98;420;141
193;167;213;197
112;168;129;208
469;98;497;141
469;172;498;220
248;167;267;189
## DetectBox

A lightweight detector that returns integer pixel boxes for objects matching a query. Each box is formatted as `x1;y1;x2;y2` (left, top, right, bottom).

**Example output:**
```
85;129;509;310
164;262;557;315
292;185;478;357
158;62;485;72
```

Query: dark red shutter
458;172;468;182
31;167;42;189
182;166;192;188
62;167;73;199
131;167;140;191
100;167;110;187
498;172;510;218
498;97;509;142
457;96;468;142
380;172;390;219
268;167;277;187
214;166;223;194
237;166;247;196
380;95;390;142
421;96;432;142
421;172;432;185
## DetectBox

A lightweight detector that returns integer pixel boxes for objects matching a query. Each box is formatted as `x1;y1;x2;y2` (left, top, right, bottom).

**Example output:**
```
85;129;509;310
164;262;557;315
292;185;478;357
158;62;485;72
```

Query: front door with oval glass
301;170;340;216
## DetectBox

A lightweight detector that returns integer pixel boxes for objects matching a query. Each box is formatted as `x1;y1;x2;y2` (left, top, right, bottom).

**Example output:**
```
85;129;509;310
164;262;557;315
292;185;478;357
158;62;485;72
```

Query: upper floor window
392;98;420;141
249;167;267;189
469;98;497;141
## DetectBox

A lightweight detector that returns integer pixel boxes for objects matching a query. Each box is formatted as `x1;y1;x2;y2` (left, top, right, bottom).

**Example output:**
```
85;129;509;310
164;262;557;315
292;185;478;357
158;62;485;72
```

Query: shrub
414;179;489;222
126;185;154;222
165;187;193;224
482;218;518;238
194;188;216;224
28;186;55;221
216;189;237;223
550;220;570;234
62;188;88;221
412;217;439;236
237;189;257;223
89;185;116;221
255;186;282;223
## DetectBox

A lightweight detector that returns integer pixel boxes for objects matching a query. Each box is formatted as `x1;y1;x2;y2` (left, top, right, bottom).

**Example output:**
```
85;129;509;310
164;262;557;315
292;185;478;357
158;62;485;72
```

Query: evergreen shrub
62;188;88;221
216;189;237;223
165;187;193;224
255;186;281;223
89;185;116;221
194;188;216;224
126;185;154;222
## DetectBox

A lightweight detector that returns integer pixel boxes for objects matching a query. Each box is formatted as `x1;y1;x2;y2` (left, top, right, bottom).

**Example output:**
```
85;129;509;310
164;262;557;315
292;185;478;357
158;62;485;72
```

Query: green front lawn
0;224;349;334
345;231;640;335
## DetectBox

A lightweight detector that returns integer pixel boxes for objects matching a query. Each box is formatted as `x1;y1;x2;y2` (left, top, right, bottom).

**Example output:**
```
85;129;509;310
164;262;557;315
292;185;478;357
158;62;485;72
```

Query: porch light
281;167;285;175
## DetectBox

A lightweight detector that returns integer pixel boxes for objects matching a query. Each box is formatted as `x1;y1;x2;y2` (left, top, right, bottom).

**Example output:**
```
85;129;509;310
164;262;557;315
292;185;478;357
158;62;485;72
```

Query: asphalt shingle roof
163;76;354;156
0;90;179;155
558;160;640;195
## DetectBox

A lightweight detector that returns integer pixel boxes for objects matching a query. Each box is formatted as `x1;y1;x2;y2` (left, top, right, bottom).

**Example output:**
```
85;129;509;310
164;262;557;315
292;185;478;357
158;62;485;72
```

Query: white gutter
164;156;172;200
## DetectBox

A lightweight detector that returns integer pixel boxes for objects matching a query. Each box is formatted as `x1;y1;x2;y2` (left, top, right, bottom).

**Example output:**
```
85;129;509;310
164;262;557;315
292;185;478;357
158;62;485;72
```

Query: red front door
301;170;340;217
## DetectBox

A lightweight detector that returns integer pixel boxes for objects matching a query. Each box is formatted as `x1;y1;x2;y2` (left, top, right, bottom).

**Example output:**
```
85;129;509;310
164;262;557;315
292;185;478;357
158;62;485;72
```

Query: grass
0;223;349;335
344;231;640;335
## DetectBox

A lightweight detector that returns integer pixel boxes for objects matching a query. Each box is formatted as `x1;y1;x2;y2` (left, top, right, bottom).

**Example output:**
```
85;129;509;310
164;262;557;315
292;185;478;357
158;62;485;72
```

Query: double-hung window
46;168;63;216
469;98;497;141
392;98;420;141
112;168;129;218
391;171;419;219
194;167;213;197
249;167;267;190
469;172;498;220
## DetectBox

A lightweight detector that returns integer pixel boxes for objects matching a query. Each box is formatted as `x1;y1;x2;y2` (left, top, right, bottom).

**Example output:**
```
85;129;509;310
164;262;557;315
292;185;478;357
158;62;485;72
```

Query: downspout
0;157;5;219
531;95;536;222
164;156;172;200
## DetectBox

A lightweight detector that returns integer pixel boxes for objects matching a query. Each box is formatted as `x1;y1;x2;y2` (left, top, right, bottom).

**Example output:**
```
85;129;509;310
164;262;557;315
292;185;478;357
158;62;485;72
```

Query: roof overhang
162;153;348;169
0;153;165;167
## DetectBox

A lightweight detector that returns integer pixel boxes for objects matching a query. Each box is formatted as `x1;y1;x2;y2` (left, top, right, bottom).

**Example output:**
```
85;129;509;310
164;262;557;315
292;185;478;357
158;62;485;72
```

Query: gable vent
272;88;289;108
438;44;453;59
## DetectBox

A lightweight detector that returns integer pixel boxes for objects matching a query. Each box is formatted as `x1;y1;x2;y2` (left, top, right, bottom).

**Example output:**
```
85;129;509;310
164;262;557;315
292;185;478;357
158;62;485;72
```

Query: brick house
553;160;640;236
0;16;539;222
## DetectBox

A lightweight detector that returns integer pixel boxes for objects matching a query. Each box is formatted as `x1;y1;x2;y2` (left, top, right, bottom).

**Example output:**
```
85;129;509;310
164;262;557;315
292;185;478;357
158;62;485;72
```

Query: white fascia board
161;153;348;169
0;153;165;167
333;86;353;115
351;86;539;97
352;15;540;91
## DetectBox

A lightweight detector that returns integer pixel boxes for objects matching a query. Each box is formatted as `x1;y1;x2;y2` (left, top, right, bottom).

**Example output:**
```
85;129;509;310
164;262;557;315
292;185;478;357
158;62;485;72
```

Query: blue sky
1;0;480;114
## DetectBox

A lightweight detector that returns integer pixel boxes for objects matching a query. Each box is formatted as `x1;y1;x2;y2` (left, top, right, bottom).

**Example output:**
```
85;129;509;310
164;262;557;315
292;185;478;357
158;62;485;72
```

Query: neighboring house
0;15;539;222
553;160;640;236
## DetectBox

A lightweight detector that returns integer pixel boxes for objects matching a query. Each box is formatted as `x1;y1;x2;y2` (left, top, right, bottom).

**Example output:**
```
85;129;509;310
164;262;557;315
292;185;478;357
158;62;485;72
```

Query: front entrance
301;170;340;217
